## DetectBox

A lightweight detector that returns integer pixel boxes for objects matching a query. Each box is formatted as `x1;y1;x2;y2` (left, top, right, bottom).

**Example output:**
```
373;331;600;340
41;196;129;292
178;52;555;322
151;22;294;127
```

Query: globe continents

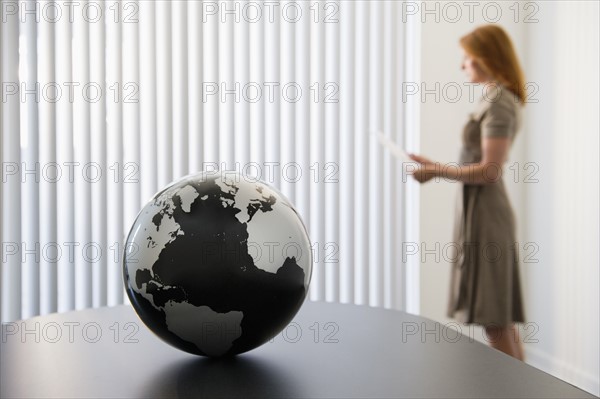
123;171;312;357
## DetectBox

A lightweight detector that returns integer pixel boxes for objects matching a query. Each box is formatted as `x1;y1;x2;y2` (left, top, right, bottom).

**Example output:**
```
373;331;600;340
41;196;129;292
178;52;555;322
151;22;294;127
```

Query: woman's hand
408;153;434;165
407;153;438;184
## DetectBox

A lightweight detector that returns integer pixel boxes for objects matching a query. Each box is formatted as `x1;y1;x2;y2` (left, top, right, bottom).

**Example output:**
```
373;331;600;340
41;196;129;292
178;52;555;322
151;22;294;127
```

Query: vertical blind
1;0;415;323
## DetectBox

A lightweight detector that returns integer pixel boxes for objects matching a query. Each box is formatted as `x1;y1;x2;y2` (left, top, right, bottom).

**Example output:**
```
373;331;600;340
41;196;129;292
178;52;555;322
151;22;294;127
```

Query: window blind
1;0;417;322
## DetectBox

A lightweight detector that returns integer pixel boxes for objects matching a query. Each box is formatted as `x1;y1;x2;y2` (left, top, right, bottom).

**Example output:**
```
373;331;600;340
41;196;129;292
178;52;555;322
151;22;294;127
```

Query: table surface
1;301;596;399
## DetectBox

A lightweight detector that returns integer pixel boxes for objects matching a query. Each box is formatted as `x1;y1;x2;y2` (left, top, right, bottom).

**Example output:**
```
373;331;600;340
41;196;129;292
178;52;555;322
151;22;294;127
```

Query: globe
123;171;312;357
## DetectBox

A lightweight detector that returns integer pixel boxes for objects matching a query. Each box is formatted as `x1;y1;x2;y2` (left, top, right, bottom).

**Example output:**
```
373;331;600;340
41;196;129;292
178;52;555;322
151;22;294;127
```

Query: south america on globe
123;171;312;357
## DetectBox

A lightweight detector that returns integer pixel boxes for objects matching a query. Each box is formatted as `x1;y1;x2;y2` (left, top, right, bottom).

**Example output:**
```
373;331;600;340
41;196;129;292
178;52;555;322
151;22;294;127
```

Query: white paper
371;131;414;162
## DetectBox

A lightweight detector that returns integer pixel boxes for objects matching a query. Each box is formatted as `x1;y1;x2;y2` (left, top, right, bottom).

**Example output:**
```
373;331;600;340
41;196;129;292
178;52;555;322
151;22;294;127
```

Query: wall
520;1;599;395
417;1;599;395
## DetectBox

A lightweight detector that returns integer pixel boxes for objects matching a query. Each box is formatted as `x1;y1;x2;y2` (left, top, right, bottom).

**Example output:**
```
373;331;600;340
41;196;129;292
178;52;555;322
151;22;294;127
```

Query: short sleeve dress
447;83;526;327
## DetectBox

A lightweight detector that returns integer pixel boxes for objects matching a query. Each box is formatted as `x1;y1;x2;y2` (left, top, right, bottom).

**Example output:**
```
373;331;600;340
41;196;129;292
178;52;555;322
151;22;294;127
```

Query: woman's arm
409;136;512;185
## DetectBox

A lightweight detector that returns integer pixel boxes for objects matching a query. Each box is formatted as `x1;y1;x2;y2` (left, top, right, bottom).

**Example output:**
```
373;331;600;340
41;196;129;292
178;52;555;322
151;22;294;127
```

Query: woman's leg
510;323;525;361
484;324;523;360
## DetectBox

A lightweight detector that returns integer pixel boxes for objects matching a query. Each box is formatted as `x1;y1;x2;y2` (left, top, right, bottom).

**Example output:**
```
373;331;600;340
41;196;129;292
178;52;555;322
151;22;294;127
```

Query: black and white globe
123;171;312;357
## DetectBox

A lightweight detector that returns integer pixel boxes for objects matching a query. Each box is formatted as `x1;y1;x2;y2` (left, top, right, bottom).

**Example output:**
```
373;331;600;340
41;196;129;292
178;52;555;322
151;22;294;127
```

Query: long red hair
460;25;526;104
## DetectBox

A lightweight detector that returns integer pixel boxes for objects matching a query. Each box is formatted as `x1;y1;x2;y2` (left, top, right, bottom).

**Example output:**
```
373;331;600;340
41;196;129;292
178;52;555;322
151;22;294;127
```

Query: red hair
460;25;526;104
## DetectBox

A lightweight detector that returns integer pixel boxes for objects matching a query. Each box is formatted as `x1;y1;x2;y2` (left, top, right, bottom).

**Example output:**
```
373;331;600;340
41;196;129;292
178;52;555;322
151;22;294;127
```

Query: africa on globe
123;171;312;357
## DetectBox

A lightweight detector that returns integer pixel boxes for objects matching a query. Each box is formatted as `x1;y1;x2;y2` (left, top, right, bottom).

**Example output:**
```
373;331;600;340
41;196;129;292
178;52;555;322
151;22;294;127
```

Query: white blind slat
354;0;370;305
233;0;250;167
264;0;281;188
339;0;355;304
187;1;204;173
73;0;92;310
308;0;325;301
90;0;107;308
106;0;124;306
56;2;75;312
172;0;189;179
38;0;58;316
324;0;340;303
21;0;40;319
123;0;141;306
382;0;396;310
123;0;141;224
1;2;22;322
249;0;265;167
203;0;220;164
219;0;235;169
156;0;173;189
280;0;296;203
139;0;158;203
368;0;384;307
294;0;311;268
187;0;204;173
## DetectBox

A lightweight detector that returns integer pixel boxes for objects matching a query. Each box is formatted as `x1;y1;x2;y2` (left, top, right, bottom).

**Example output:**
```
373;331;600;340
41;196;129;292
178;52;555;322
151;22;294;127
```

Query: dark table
1;301;596;398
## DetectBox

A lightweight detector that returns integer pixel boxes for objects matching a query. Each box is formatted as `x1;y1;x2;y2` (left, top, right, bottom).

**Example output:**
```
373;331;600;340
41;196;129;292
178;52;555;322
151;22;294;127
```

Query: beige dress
447;84;526;327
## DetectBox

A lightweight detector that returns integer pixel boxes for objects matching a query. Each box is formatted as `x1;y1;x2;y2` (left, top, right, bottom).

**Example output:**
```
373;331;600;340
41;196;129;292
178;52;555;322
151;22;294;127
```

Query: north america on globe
123;173;312;357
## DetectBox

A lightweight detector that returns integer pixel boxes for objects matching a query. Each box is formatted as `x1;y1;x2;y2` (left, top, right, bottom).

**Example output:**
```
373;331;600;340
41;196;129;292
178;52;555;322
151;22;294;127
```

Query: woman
408;25;526;360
